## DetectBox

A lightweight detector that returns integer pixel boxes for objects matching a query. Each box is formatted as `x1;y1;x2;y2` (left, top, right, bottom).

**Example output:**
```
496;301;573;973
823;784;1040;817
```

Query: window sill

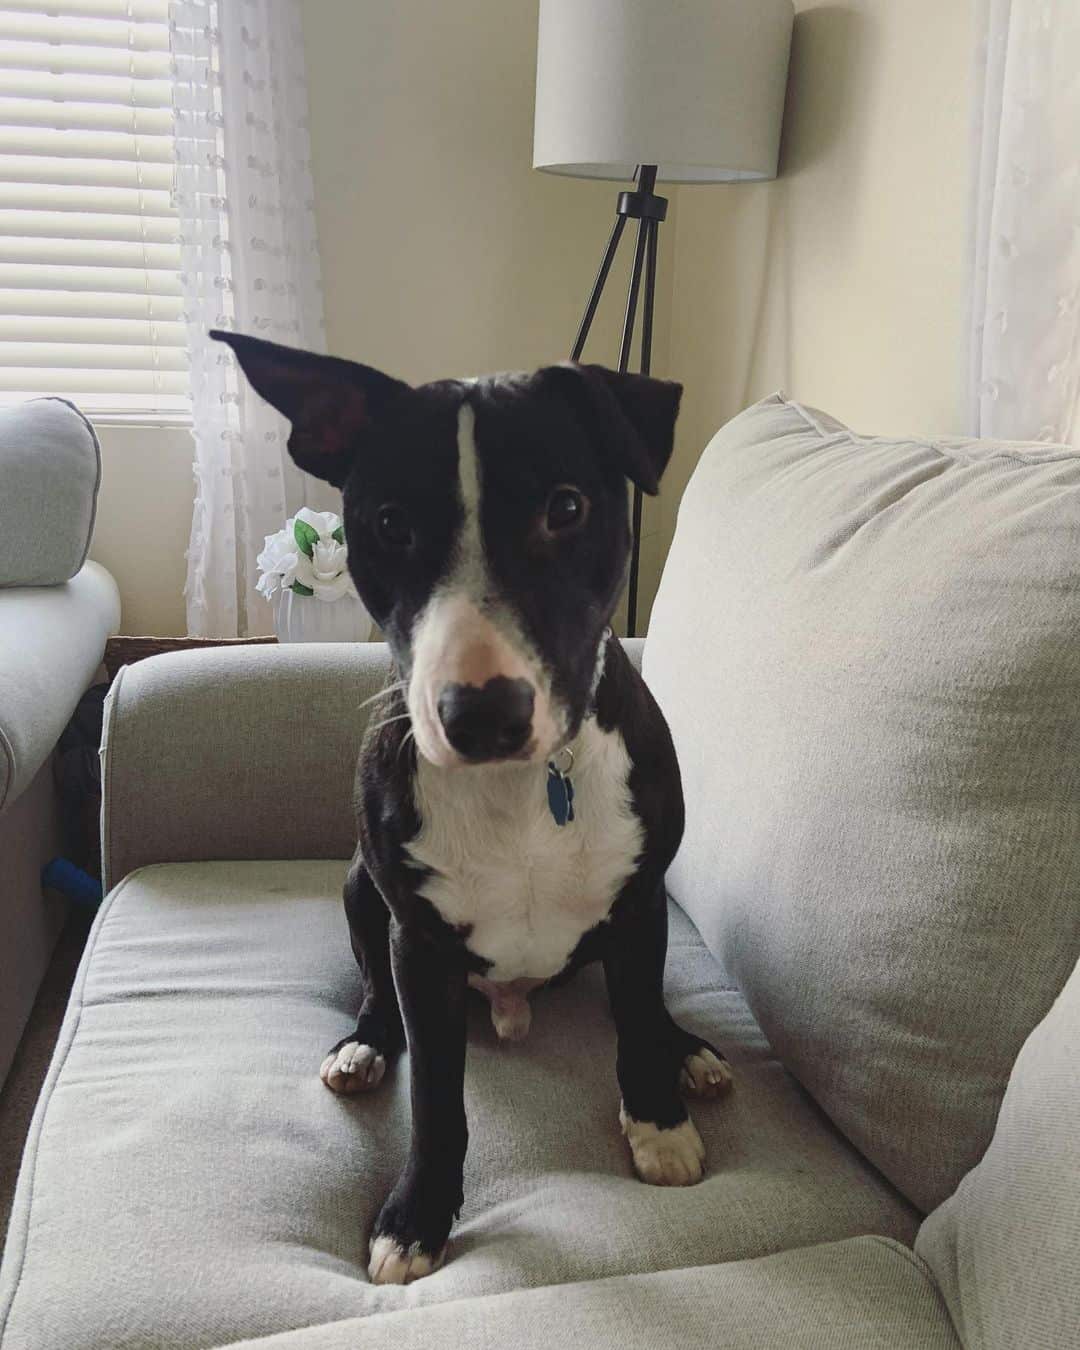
85;412;194;431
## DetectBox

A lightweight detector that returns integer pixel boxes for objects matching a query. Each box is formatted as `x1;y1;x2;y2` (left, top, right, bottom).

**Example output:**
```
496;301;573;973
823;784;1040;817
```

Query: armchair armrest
0;399;101;586
101;637;646;889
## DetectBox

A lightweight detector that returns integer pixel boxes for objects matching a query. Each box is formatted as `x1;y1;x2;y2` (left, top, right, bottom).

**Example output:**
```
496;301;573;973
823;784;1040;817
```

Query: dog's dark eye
544;487;588;537
374;503;414;552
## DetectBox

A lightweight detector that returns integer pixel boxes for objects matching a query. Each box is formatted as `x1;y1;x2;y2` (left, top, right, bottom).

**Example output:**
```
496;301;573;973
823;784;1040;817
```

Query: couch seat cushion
224;1238;960;1350
0;561;120;815
0;861;917;1350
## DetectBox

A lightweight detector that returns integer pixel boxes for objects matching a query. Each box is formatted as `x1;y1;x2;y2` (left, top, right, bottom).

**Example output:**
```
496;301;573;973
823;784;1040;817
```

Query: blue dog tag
546;763;575;827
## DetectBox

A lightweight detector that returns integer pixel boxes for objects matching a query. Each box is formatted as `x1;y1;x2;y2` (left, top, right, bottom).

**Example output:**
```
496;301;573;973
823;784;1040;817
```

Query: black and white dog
214;331;731;1286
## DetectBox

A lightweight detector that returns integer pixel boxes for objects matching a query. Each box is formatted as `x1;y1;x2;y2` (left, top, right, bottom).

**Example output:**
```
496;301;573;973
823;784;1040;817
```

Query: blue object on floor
42;858;103;911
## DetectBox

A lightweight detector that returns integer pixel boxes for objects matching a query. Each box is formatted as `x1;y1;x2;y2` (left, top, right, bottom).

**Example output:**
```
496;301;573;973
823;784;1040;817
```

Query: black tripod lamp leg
626;485;644;641
622;214;655;638
566;171;665;640
571;214;627;363
641;215;658;377
618;214;649;375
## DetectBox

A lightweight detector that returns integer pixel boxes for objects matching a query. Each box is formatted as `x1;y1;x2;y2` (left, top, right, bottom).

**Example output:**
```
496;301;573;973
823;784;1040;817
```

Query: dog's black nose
437;677;535;761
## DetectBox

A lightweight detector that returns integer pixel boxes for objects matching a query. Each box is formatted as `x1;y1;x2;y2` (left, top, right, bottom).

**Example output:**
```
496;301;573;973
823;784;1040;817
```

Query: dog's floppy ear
210;330;410;488
538;363;682;495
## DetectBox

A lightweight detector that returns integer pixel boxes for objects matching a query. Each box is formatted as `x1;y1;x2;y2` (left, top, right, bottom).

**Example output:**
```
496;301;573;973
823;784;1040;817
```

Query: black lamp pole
570;163;667;639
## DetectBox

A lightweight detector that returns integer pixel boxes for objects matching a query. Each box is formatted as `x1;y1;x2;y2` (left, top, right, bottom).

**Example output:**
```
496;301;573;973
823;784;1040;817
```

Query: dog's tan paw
368;1235;446;1285
320;1041;386;1094
620;1106;706;1186
680;1047;734;1100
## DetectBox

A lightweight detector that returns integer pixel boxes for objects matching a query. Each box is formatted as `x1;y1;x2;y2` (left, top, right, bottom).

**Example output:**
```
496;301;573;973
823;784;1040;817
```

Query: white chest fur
404;720;643;982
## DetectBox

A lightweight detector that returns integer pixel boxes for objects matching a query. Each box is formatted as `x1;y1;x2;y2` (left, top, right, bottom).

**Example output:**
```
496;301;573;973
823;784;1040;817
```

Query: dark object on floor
53;682;107;877
41;859;102;911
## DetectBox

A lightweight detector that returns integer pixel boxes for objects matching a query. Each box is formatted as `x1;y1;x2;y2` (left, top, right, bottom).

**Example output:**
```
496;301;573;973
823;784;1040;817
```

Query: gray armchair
0;399;120;1084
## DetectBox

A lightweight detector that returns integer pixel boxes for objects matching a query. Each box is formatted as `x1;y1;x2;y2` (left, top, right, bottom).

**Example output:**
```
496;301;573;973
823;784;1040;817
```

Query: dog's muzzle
436;676;535;762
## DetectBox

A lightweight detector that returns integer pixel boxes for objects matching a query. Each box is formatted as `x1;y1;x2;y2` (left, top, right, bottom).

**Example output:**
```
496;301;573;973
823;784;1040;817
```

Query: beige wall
301;0;974;633
92;0;677;637
90;0;973;638
90;425;192;637
299;0;677;634
301;0;674;384
660;0;974;624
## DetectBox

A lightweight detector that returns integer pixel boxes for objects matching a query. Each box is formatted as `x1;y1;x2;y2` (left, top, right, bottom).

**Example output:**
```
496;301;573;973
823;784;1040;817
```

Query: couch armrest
101;643;393;888
0;561;120;815
0;399;101;586
101;637;647;889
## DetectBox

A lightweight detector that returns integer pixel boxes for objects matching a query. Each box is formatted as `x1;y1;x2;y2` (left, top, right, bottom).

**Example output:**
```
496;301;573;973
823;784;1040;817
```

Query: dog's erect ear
538;363;682;495
210;330;410;488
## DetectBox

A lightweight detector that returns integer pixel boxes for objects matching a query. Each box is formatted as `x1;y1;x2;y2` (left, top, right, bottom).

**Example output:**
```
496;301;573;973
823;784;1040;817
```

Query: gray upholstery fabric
0;561;120;814
100;644;393;887
0;861;917;1350
645;393;1080;1213
620;636;644;672
0;755;64;1086
916;957;1080;1350
100;639;643;890
223;1238;960;1350
0;399;101;587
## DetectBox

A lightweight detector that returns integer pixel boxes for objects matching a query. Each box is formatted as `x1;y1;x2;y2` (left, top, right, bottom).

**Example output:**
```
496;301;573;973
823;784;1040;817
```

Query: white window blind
0;0;189;419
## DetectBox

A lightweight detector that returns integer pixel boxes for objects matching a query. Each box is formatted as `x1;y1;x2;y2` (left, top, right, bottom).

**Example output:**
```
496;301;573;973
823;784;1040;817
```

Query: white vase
273;589;373;643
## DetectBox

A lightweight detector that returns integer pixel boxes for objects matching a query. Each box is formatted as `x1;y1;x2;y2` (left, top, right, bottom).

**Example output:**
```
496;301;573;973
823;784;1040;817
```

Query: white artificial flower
256;509;354;603
292;549;354;602
256;528;291;574
255;570;278;600
271;549;302;595
295;506;342;539
312;536;348;579
255;528;297;599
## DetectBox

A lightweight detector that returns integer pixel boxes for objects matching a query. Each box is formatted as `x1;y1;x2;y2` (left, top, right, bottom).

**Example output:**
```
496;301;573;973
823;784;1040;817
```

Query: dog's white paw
680;1047;734;1100
319;1041;386;1094
491;996;531;1042
368;1235;446;1285
620;1106;706;1186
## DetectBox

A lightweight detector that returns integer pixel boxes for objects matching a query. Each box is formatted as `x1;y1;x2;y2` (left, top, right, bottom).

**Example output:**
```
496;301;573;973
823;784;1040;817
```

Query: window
0;0;189;420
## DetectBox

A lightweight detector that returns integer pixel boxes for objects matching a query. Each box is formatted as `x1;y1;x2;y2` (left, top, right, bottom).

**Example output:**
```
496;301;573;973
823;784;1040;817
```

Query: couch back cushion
916;956;1080;1350
644;393;1080;1212
0;398;101;586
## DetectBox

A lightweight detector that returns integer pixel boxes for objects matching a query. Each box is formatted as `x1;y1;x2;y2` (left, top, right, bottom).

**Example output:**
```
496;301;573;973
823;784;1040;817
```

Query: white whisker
357;680;407;713
367;713;412;735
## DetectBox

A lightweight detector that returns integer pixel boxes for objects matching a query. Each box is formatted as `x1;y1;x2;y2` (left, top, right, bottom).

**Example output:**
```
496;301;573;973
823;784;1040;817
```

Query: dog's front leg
368;920;467;1285
604;881;707;1187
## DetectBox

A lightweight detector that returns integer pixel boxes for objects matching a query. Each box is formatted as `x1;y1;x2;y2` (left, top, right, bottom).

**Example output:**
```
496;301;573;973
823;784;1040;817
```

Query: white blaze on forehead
406;400;561;767
454;402;483;582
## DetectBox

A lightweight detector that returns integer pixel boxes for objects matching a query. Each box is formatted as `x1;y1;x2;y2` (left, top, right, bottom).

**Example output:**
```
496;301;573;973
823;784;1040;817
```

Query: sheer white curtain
969;0;1080;446
171;0;328;637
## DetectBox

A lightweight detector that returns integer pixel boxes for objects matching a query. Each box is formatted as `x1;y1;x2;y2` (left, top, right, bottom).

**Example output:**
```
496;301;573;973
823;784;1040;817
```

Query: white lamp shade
534;0;795;184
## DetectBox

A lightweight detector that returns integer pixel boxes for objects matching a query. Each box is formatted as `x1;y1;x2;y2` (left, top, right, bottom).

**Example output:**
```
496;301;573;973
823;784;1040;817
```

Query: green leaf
331;525;345;544
294;518;319;558
290;580;314;597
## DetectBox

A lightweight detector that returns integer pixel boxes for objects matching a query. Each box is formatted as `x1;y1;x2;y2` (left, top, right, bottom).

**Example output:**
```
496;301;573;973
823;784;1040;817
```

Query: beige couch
0;396;1076;1348
0;399;120;1087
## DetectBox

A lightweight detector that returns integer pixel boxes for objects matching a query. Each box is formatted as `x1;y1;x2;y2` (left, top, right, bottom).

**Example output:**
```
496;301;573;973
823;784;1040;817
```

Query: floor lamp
533;0;794;637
